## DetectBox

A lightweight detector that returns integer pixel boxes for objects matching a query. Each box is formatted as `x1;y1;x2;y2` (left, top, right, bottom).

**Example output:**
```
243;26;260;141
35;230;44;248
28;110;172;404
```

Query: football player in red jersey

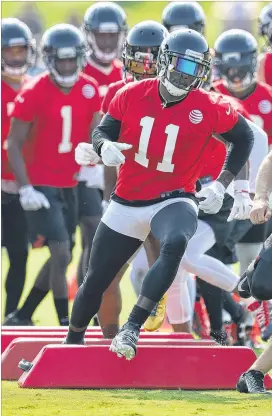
257;4;272;86
1;18;35;319
74;2;127;295
213;29;272;145
93;21;168;337
4;24;101;327
65;29;254;357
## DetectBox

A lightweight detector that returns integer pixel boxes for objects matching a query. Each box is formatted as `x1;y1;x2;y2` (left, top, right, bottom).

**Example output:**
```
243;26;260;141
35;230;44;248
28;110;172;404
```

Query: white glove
196;181;225;214
101;200;110;214
227;180;253;222
19;185;50;211
101;141;132;167
75;143;100;166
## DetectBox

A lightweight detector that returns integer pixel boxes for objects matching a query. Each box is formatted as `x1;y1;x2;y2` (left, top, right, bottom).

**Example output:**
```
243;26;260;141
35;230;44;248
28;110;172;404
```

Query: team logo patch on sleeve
258;100;272;114
189;109;203;124
82;84;96;99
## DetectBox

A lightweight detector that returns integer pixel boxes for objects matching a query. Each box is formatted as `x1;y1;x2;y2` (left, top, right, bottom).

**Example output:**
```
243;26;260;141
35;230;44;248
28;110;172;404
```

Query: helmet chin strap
51;67;79;88
2;63;28;77
223;73;254;93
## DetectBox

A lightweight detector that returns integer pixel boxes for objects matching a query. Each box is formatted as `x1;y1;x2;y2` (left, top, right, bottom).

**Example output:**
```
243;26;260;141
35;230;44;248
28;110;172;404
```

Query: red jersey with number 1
84;58;123;98
1;77;29;180
108;78;238;201
213;80;272;144
10;72;101;187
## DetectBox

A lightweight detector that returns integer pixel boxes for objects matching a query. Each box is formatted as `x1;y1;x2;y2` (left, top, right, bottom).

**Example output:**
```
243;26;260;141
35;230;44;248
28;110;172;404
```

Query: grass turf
2;382;272;416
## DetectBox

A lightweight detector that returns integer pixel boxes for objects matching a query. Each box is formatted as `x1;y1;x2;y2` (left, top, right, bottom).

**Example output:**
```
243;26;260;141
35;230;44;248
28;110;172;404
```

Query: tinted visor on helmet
125;50;157;79
166;53;209;90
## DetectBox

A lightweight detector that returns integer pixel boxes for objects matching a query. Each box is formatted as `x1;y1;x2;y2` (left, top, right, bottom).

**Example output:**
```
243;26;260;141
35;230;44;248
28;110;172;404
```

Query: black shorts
77;182;102;219
198;194;234;245
1;191;28;249
238;223;268;244
259;233;272;262
224;219;253;251
25;186;78;249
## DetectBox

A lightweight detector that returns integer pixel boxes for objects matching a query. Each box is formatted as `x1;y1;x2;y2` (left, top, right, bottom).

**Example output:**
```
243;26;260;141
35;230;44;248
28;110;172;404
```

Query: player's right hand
19;185;50;211
75;143;101;166
196;181;225;214
101;141;132;167
250;198;272;224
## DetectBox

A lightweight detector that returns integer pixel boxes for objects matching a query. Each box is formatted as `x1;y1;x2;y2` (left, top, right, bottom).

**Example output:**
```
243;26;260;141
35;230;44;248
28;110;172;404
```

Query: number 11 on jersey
135;116;179;173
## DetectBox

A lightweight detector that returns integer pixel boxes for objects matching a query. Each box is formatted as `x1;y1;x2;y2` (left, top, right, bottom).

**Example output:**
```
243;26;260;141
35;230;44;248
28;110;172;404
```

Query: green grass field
2;382;272;416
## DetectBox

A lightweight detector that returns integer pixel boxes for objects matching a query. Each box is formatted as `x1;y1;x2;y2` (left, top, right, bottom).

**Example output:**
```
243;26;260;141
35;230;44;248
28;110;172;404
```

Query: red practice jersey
213;80;272;144
102;77;133;114
200;93;251;180
263;52;272;86
108;78;238;201
10;72;101;187
1;76;29;180
84;58;123;98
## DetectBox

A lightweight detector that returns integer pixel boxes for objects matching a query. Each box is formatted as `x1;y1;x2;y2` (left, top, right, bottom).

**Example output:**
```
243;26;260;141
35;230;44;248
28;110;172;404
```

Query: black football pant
70;201;198;330
247;233;272;301
2;192;29;316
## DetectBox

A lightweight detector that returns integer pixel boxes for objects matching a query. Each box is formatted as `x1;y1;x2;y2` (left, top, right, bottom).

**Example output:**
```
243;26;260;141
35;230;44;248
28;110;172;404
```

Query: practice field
2;382;272;416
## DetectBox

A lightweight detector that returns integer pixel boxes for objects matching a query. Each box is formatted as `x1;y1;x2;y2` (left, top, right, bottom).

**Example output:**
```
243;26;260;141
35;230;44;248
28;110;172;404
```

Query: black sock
17;287;49;320
66;327;86;343
54;297;69;326
128;305;151;328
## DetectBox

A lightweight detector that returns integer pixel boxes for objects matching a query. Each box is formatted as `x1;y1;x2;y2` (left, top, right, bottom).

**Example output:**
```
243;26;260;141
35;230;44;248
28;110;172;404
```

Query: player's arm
7;117;32;187
216;114;254;188
250;151;272;224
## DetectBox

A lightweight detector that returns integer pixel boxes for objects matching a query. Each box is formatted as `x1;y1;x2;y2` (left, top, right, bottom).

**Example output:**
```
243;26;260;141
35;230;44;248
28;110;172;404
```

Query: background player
4;24;101;326
74;2;128;292
257;4;272;86
1;18;35;318
237;150;272;394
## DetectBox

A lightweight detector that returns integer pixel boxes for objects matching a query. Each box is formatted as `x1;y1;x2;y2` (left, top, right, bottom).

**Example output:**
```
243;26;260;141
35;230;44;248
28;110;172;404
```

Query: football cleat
2;310;34;326
236;370;272;394
109;322;140;360
144;294;167;332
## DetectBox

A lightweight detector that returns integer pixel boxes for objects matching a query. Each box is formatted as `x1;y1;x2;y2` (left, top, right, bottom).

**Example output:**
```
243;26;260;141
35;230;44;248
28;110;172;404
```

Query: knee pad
161;233;188;260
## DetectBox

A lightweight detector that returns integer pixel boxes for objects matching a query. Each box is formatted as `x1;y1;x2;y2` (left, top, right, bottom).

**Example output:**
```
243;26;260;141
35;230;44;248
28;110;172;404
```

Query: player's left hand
196;181;225;214
75;143;100;166
228;180;253;222
250;198;272;224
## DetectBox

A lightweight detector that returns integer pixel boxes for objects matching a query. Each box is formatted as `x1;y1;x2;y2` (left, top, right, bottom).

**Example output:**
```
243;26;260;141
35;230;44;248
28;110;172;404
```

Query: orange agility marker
18;345;269;390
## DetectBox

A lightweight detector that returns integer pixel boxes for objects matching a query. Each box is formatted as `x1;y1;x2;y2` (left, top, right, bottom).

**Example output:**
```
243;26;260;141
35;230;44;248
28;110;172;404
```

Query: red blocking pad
1;331;192;354
2;338;215;381
18;345;269;390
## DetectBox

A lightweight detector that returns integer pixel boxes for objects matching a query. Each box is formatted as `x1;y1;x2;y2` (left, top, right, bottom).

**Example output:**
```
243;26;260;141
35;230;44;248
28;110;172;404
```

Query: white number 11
134;116;179;173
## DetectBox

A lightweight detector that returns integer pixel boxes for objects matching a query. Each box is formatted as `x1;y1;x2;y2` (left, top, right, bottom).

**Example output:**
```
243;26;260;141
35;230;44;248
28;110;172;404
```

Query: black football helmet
123;20;168;81
157;28;210;98
83;2;127;64
258;4;272;46
162;1;205;35
214;29;258;92
40;24;86;88
1;17;36;76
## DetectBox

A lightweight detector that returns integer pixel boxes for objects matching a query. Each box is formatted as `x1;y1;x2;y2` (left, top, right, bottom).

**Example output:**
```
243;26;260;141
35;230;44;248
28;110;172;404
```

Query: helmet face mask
83;2;127;64
157;29;211;100
122;20;168;81
258;4;272;45
41;24;86;88
1;18;36;77
214;29;258;93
